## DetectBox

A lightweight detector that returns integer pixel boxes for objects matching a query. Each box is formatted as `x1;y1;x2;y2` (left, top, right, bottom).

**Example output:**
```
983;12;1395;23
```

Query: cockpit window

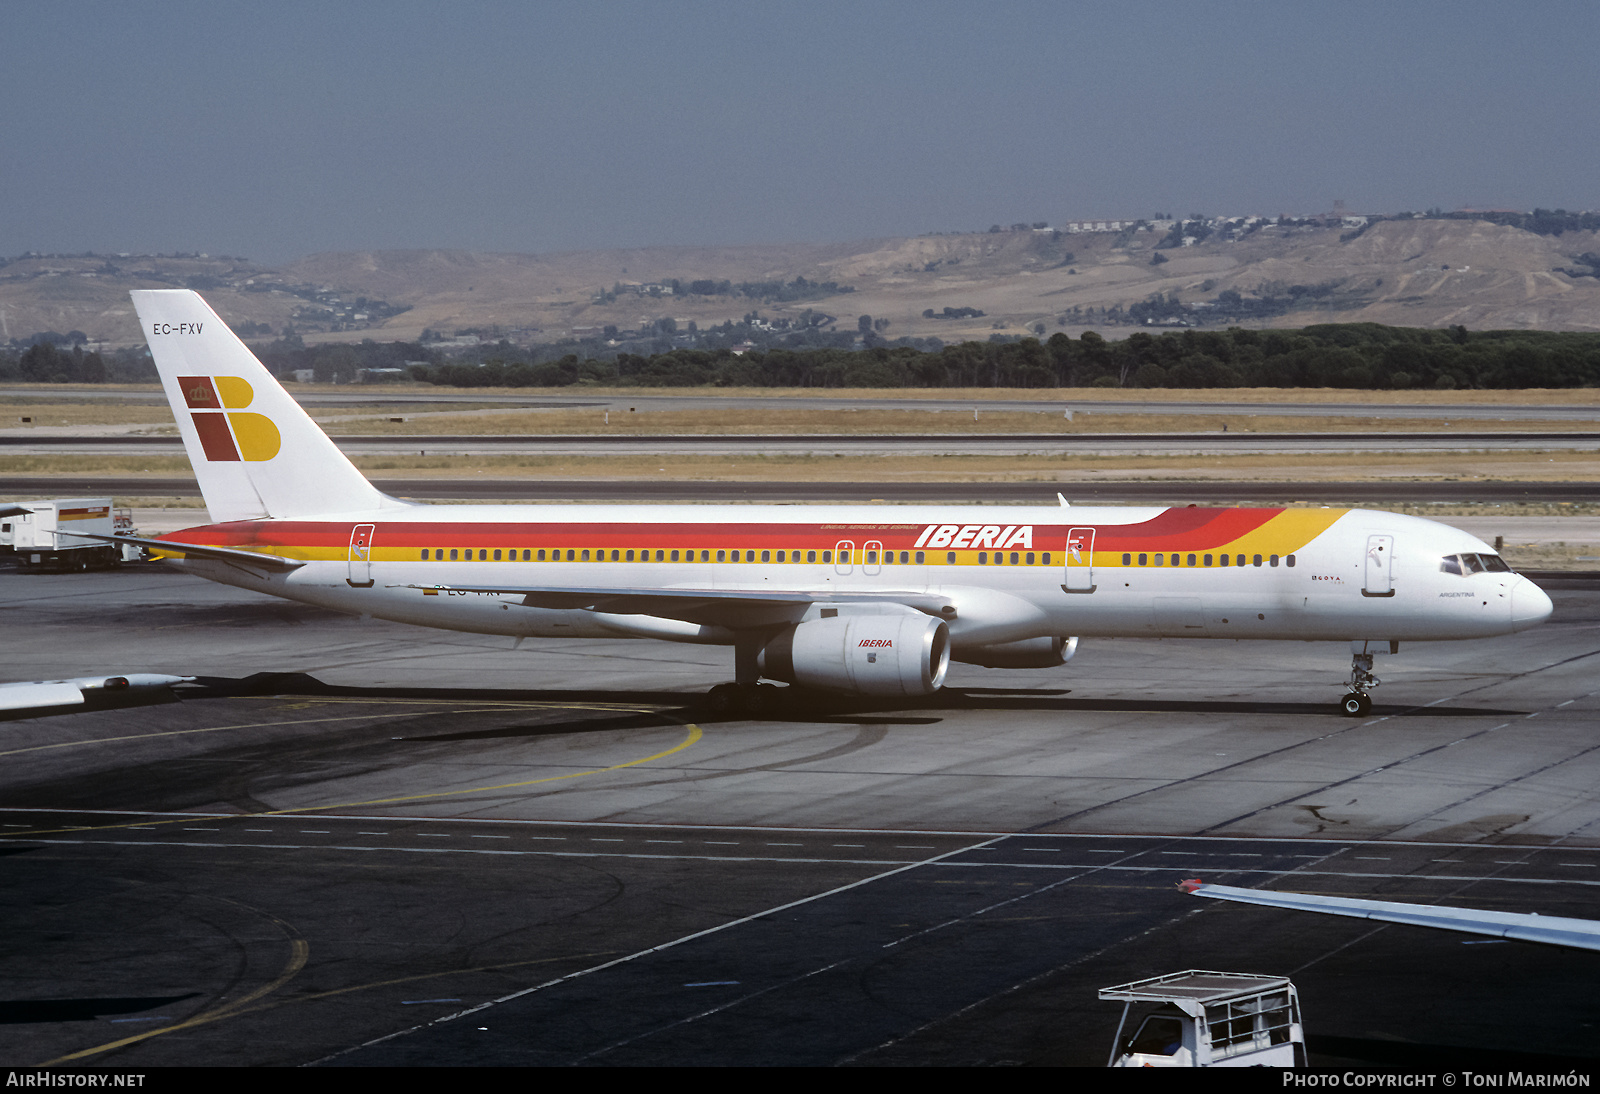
1441;552;1513;575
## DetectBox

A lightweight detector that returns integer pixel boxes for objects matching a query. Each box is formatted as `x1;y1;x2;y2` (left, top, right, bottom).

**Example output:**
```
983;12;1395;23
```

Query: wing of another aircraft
0;675;195;717
1181;879;1600;952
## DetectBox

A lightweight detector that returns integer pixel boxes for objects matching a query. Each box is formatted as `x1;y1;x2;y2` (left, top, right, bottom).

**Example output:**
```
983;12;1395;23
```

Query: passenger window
626;550;634;562
493;549;502;560
1253;554;1263;567
567;550;576;561
612;550;620;561
866;551;877;563
1041;552;1051;564
1138;553;1147;566
1123;553;1131;565
421;549;430;560
1026;552;1034;565
808;550;817;563
900;551;910;563
1219;554;1229;566
823;551;832;563
1011;552;1020;565
1270;554;1279;567
479;549;488;560
946;552;955;564
916;551;925;564
538;549;546;561
762;550;771;562
1170;554;1179;566
978;552;988;565
699;550;708;561
1155;553;1164;566
840;551;850;563
1204;554;1212;566
717;550;726;562
1187;553;1196;567
1286;554;1295;567
746;550;755;562
581;550;590;561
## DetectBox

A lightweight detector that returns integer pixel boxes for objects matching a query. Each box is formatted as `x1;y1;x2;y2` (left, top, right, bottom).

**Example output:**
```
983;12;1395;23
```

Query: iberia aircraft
113;290;1553;717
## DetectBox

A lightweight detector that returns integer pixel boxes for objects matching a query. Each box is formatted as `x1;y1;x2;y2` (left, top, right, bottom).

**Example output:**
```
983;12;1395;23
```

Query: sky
3;0;1598;265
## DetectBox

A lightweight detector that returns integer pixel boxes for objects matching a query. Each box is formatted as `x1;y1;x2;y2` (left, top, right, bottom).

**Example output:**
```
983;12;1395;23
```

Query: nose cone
1511;578;1554;631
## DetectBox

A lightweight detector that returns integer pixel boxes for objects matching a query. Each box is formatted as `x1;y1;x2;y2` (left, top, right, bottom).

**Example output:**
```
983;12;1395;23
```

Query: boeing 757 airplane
102;290;1552;716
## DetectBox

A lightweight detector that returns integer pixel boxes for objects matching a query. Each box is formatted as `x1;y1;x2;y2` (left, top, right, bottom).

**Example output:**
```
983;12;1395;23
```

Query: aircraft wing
0;674;195;717
1181;879;1600;953
402;583;952;626
70;533;306;573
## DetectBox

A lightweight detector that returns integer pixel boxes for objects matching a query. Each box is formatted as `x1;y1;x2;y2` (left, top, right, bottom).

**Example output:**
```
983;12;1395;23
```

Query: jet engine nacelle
759;613;951;696
952;635;1078;669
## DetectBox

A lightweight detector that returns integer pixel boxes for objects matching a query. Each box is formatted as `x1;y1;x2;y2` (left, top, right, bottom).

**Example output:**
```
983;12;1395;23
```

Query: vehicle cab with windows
1100;970;1305;1067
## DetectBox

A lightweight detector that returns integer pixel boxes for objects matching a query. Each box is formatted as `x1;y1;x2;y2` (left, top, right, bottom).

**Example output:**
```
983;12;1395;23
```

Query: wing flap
398;583;951;626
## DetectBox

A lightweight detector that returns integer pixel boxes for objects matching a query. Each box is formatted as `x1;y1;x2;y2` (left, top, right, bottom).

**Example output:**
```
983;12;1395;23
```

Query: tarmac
1;559;1598;1066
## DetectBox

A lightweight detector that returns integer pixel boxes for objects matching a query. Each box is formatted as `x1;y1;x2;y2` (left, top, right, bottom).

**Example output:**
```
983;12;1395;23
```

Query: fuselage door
1363;534;1394;598
348;523;375;587
834;540;855;576
862;539;883;576
1064;526;1097;592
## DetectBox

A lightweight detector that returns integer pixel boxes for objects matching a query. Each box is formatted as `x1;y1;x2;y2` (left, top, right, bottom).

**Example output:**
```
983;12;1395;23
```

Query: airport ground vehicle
96;290;1553;714
1101;969;1305;1067
0;498;137;570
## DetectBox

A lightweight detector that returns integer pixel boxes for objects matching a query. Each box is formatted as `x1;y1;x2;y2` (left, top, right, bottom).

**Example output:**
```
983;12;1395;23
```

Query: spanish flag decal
178;375;281;462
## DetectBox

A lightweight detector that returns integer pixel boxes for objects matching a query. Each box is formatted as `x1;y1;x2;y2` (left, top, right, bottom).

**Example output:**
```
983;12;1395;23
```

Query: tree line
405;324;1600;390
6;322;1600;390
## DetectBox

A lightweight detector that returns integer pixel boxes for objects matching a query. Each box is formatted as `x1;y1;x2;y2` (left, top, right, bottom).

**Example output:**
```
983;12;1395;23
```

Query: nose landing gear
1340;652;1379;717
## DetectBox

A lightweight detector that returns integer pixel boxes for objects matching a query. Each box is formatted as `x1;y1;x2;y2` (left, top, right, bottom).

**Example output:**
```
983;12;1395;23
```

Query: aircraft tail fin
131;290;400;522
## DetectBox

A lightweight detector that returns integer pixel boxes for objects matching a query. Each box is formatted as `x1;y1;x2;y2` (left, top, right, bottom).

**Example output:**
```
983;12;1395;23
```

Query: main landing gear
1340;651;1379;717
702;682;783;719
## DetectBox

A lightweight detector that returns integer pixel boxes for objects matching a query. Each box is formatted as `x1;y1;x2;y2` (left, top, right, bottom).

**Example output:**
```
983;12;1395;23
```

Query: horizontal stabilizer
74;532;304;572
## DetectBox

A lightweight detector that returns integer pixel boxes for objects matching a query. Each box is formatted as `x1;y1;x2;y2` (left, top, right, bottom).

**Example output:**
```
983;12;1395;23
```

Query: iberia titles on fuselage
119;290;1553;716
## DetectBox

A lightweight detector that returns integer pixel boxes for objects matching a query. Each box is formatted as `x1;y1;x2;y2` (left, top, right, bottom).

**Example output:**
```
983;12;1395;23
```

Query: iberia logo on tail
177;375;281;461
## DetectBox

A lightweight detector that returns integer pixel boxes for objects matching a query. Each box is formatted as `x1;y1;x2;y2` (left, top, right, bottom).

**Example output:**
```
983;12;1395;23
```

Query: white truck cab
1101;969;1305;1067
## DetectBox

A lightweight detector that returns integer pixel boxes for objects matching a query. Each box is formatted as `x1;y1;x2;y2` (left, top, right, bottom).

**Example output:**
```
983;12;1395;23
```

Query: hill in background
4;216;1599;349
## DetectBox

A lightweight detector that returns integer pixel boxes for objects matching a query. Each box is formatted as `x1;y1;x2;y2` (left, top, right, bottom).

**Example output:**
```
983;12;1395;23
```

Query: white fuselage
165;503;1553;649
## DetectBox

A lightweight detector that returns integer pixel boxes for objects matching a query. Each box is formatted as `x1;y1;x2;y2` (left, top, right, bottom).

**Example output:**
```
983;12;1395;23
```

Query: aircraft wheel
745;683;783;717
1340;692;1371;717
703;683;745;719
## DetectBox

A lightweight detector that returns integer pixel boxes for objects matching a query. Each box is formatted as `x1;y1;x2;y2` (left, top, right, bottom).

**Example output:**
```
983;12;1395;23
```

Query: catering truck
1100;970;1305;1067
0;498;138;570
